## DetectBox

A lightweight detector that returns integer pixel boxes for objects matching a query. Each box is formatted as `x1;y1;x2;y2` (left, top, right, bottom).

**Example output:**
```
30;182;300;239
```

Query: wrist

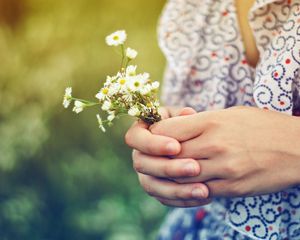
284;116;300;186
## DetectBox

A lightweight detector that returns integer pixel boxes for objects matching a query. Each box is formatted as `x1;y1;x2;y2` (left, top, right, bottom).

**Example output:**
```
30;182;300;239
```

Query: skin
125;0;300;207
126;106;300;207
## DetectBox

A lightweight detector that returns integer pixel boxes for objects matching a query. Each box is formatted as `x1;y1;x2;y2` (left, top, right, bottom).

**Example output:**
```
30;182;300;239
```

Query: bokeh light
0;0;167;239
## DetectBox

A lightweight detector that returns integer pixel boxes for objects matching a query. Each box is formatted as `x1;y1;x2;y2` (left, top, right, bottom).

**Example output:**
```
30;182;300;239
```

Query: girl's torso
158;0;300;239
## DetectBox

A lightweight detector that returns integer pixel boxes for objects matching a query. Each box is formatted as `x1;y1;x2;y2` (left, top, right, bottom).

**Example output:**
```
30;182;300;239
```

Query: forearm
282;116;300;186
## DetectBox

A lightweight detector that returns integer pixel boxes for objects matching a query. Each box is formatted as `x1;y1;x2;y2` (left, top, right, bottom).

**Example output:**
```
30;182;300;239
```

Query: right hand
125;107;211;207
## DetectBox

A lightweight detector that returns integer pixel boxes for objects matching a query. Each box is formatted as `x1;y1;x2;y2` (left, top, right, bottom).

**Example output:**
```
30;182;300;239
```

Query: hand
125;106;211;207
150;106;300;198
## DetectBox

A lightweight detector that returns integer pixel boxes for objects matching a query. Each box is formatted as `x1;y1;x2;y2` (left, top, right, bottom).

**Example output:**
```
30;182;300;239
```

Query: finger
125;121;181;156
178;107;197;116
132;150;200;178
176;135;210;159
138;174;209;200
206;179;233;198
150;113;209;142
175;133;224;159
174;159;226;184
168;107;197;117
158;107;170;120
156;197;212;208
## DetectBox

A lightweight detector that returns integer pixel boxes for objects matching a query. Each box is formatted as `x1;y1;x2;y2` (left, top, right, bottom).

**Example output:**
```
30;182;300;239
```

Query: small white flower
151;81;160;90
128;106;140;117
101;100;112;111
140;84;152;95
126;65;137;76
104;76;113;86
107;112;115;122
63;87;72;108
108;83;120;96
126;47;138;59
96;114;106;132
122;93;133;102
128;77;143;92
118;77;127;86
72;100;85;114
138;72;150;84
105;30;127;46
95;87;109;101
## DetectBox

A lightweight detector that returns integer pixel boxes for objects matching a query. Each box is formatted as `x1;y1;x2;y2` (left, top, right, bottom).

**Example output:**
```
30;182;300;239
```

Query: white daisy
105;30;127;46
96;114;106;132
128;76;143;92
126;47;138;59
72;100;85;114
117;77;127;86
108;83;120;96
139;72;150;84
128;106;140;117
95;87;109;101
63;87;72;108
101;100;112;111
126;65;137;76
140;84;152;95
122;93;133;102
151;81;160;90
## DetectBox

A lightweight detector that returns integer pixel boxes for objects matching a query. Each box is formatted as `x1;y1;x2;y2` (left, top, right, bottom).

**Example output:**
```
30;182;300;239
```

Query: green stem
120;44;125;71
71;97;100;106
125;58;131;70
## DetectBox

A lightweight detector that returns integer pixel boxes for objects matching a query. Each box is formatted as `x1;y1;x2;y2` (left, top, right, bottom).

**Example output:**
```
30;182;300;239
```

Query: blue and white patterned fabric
157;0;300;239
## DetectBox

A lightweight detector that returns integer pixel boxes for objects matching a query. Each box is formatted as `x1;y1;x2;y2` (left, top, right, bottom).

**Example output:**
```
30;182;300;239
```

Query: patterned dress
157;0;300;239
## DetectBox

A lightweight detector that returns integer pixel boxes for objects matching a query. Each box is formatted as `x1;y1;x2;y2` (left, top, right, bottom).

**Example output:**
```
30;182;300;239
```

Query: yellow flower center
113;36;119;41
119;79;126;85
102;88;109;94
134;82;140;87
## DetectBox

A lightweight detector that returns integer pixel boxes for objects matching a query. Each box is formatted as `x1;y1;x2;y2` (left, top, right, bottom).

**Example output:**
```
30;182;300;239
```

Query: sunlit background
0;0;168;239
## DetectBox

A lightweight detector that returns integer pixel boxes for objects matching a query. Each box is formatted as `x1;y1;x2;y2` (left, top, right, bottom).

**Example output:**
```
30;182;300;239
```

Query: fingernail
192;188;205;198
166;142;178;153
184;163;197;176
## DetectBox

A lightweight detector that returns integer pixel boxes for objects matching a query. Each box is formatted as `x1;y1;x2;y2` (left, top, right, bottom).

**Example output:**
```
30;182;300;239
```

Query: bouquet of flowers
63;30;161;132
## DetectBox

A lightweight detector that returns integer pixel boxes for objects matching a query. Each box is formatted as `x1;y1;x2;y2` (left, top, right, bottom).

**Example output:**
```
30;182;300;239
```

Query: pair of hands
125;106;300;207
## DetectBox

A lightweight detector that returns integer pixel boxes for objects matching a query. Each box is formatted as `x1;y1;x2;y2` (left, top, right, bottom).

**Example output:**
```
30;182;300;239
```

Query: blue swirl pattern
157;0;300;239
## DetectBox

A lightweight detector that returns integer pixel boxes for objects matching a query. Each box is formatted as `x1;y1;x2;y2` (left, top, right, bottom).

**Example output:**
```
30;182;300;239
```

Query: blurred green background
0;0;168;239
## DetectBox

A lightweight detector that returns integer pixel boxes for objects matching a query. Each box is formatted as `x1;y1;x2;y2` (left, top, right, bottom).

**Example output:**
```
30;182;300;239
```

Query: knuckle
146;142;165;155
227;181;245;197
205;139;227;154
139;175;155;196
174;188;185;200
149;123;163;135
132;149;139;159
223;161;239;177
205;117;221;129
124;131;133;146
144;143;155;154
132;155;143;173
162;164;174;177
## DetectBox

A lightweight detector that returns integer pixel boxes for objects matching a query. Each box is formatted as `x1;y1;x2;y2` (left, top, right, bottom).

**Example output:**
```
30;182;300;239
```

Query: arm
150;106;300;198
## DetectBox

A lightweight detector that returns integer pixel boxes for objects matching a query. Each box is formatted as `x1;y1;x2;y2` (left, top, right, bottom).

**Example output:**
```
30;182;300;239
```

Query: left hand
146;106;300;202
